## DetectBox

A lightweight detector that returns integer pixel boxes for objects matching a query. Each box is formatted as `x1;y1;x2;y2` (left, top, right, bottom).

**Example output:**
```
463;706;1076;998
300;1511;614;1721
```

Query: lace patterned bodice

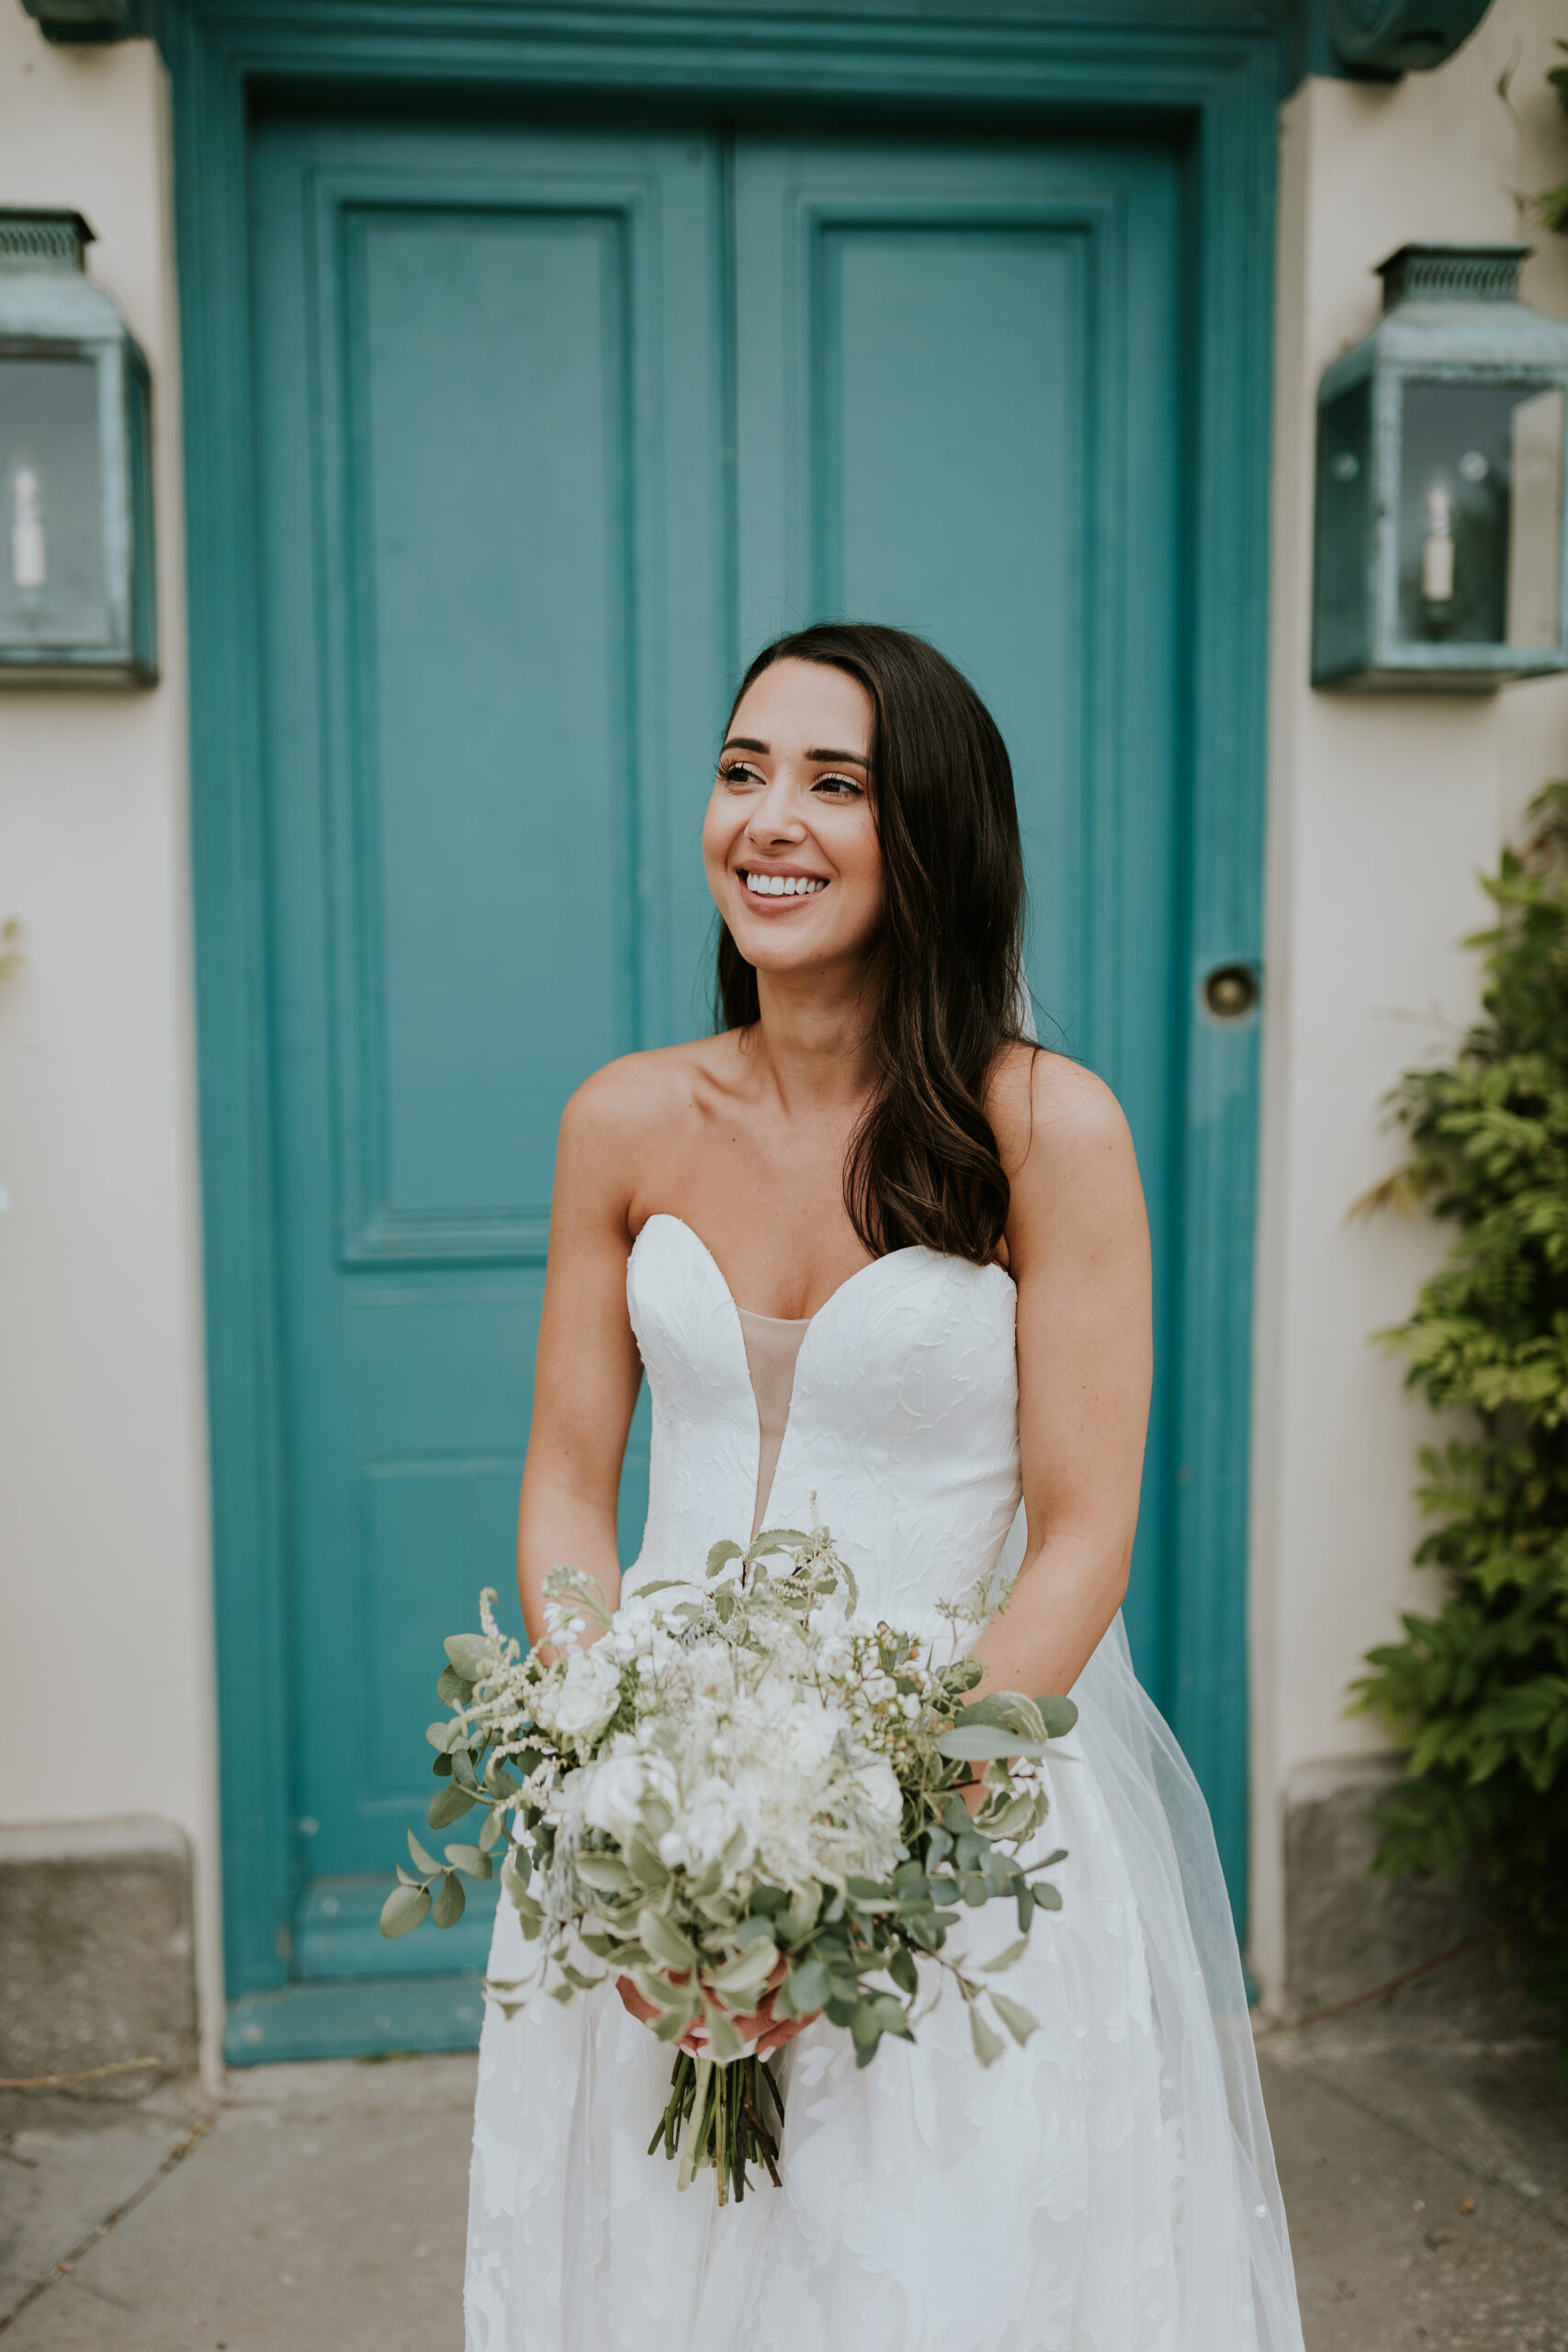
626;1214;1022;1619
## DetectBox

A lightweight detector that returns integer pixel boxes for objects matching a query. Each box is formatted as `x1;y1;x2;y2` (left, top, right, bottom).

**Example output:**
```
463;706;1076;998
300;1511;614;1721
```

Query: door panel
734;137;1184;1714
251;119;727;1980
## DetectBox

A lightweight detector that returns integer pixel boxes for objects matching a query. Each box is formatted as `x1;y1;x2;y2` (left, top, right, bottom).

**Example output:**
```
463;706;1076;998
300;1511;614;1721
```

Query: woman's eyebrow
717;736;870;766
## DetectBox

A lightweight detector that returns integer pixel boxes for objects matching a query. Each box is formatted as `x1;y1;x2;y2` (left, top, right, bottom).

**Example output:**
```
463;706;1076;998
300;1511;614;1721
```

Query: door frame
160;0;1288;2057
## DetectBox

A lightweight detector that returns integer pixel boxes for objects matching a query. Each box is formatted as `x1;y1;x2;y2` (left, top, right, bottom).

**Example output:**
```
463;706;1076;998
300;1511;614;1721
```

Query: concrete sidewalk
3;2040;1565;2349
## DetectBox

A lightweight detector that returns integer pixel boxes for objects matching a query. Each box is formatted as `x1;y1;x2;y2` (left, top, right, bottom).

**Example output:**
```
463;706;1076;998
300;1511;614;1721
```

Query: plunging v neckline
632;1214;932;1536
634;1210;928;1330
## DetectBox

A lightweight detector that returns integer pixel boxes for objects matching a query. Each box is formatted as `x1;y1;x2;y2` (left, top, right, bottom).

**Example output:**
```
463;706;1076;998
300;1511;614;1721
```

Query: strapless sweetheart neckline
631;1207;1015;1330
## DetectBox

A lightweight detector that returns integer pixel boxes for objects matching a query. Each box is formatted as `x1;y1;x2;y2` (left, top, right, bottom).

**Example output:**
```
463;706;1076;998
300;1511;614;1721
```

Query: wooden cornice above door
16;0;1495;91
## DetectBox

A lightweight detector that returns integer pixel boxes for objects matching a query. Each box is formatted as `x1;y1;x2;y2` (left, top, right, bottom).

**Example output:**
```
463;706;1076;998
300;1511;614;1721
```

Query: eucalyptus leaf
782;1957;829;2017
888;1945;919;1996
445;1634;491;1681
407;1828;442;1875
638;1906;699;1973
379;1881;432;1939
705;2006;745;2063
958;1693;1046;1743
968;2004;1006;2067
979;1935;1032;1973
705;1540;743;1576
988;1992;1039;2046
575;1852;634;1894
785;1883;822;1940
849;1999;882;2050
444;1843;492;1879
435;1664;473;1706
428;1783;477;1829
1032;1881;1064;1912
627;1832;671;1890
1032;1694;1080;1738
936;1724;1048;1761
432;1870;467;1928
709;1941;777;2001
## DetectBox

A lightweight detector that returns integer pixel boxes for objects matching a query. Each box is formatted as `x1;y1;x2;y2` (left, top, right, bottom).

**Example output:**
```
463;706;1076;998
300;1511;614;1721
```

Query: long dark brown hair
715;623;1030;1266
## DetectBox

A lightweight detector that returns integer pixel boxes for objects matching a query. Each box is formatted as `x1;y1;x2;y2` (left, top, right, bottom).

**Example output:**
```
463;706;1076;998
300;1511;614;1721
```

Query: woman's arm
515;1072;647;1646
967;1049;1153;1706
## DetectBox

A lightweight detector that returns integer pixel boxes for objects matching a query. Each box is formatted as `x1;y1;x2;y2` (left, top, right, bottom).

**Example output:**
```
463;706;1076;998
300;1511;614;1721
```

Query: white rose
579;1751;647;1842
539;1647;621;1746
845;1758;903;1830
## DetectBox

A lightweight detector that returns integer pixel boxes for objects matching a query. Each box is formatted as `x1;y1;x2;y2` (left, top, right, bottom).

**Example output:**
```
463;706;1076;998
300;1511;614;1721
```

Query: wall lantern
0;210;155;685
1326;0;1494;78
1313;244;1568;692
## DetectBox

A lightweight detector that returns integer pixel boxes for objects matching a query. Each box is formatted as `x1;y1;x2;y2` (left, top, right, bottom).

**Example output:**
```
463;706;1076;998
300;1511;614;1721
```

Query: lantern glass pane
1398;378;1567;650
0;354;108;647
1506;387;1563;649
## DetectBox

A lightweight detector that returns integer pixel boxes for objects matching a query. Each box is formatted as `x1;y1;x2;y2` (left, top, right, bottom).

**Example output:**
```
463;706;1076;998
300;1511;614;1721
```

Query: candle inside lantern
9;463;45;594
1421;479;1454;604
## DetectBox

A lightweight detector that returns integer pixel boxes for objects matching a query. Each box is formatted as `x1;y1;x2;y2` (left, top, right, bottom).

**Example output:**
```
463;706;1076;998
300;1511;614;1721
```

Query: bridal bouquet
382;1521;1076;2203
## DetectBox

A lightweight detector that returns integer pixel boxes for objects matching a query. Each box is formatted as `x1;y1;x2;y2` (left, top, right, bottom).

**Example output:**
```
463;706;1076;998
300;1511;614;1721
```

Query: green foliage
1352;784;1568;2041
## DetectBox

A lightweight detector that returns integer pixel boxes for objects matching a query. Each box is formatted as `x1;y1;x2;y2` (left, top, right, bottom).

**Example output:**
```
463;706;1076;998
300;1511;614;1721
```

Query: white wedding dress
465;1214;1304;2352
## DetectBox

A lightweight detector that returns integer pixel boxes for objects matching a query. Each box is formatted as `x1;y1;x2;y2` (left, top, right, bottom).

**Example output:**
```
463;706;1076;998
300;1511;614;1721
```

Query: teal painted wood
165;0;1280;2050
225;1973;487;2064
250;115;727;1979
730;133;1187;1716
63;0;1459;91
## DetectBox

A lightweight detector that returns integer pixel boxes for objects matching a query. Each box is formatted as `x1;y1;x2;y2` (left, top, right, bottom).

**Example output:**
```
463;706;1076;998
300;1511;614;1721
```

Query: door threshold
225;1973;486;2064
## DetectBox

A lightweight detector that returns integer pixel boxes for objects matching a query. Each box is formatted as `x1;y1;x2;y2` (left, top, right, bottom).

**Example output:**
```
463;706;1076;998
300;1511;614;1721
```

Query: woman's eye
813;774;863;799
718;761;763;787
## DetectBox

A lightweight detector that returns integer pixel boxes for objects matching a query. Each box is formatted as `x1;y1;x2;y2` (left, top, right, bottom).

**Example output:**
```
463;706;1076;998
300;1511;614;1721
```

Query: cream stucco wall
0;9;220;2075
1251;0;1568;2002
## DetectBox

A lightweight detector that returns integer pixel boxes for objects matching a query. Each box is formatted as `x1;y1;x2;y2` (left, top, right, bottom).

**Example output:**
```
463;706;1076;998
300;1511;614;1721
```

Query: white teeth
745;872;825;898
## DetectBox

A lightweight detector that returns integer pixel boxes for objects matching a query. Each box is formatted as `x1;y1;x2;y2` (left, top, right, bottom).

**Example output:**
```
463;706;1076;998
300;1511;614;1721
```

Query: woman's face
703;658;883;988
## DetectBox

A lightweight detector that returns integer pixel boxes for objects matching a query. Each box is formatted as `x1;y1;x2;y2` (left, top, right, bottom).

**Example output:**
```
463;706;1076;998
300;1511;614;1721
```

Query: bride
465;624;1303;2351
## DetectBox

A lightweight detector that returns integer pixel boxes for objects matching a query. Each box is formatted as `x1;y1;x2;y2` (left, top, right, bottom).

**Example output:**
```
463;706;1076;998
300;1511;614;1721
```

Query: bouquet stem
652;2050;784;2203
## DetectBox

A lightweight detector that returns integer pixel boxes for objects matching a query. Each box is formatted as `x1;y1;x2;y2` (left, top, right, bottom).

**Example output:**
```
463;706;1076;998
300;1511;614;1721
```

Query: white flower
577;1748;648;1842
532;1644;622;1750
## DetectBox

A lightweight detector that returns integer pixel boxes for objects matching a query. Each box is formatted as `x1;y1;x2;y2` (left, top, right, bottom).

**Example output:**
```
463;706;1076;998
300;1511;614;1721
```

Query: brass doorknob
1202;964;1259;1021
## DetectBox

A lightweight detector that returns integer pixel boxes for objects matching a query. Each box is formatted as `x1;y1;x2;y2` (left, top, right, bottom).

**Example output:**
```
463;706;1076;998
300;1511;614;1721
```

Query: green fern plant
1352;783;1568;2055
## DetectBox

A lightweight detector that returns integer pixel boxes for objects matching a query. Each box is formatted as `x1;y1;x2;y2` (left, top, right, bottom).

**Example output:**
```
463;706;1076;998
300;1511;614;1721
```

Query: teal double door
249;110;1190;2036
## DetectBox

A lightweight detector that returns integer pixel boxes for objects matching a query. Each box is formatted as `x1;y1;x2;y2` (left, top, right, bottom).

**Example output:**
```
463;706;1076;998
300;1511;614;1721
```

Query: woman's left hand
615;1960;816;2058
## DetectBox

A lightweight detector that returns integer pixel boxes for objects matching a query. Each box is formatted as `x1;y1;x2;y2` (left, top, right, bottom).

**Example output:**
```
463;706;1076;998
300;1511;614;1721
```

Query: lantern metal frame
0;209;157;685
1312;243;1568;692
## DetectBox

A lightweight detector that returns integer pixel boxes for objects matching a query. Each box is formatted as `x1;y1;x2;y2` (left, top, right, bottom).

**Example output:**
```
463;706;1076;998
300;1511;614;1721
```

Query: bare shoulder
985;1043;1135;1180
561;1035;729;1156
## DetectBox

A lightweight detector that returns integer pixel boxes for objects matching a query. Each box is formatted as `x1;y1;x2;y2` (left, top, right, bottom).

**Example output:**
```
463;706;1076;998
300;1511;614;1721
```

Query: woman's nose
746;777;806;842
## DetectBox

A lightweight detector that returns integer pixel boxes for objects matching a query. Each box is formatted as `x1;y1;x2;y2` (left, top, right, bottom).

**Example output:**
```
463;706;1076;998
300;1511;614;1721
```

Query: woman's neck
748;962;879;1115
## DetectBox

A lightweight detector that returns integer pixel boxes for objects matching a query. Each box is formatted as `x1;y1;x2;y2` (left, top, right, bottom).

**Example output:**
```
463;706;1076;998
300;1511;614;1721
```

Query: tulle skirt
463;1611;1303;2352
